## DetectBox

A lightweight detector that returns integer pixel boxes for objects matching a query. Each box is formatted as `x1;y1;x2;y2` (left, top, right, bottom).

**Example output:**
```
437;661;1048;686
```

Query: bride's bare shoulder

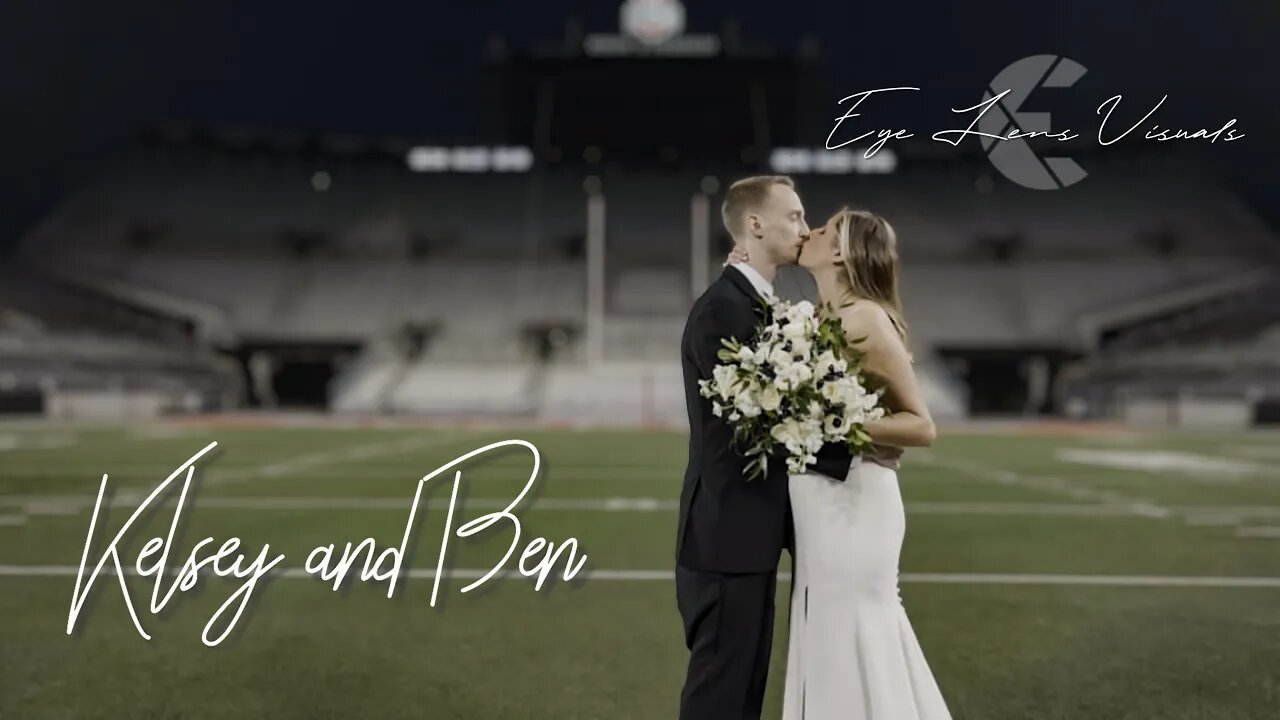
836;300;897;343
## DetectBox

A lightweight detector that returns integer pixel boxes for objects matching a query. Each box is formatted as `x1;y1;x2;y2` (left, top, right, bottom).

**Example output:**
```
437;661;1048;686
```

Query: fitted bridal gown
782;456;952;720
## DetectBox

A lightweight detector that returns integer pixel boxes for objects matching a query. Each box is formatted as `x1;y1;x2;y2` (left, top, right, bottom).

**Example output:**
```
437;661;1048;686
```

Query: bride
732;207;952;719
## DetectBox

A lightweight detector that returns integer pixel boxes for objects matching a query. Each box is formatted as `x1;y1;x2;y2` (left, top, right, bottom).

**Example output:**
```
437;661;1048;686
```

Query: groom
676;175;854;719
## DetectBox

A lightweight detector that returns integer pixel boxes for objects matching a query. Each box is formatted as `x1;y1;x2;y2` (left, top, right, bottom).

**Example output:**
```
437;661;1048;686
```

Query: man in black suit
676;176;853;719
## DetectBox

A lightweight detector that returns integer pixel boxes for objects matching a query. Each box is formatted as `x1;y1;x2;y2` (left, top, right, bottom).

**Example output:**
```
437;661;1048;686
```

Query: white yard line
2;564;1280;588
0;514;27;527
910;455;1172;518
1235;527;1280;539
7;492;1280;519
7;491;1269;515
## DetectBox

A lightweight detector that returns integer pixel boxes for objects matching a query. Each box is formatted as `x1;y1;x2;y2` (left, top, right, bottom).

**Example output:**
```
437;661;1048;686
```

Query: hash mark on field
3;565;1280;588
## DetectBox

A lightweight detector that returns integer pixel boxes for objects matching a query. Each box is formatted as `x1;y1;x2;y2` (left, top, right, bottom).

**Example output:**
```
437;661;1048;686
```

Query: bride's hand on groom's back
724;246;749;266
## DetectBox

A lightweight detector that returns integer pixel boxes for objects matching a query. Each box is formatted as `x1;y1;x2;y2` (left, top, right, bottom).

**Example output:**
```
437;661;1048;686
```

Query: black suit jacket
676;266;854;573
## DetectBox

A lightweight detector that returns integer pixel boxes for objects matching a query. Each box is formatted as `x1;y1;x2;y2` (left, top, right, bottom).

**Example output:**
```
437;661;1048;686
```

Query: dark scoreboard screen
483;52;823;165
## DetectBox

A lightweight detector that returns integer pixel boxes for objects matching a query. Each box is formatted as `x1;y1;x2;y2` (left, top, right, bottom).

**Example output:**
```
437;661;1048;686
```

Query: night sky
2;0;1277;247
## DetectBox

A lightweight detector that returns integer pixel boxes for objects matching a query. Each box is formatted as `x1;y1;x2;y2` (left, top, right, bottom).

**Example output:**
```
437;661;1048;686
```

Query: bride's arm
839;304;936;448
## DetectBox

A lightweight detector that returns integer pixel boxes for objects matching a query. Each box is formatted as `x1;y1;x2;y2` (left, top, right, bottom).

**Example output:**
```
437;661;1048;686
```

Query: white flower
752;344;771;365
807;400;823;420
770;418;807;455
779;362;812;389
780;318;808;339
734;388;762;418
712;364;738;399
760;384;782;413
787;337;812;363
768;345;794;370
815;350;838;377
734;345;757;367
823;413;846;438
820;381;844;404
712;402;724;418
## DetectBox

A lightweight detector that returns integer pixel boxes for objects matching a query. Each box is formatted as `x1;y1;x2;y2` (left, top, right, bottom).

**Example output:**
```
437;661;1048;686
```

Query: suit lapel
722;265;763;304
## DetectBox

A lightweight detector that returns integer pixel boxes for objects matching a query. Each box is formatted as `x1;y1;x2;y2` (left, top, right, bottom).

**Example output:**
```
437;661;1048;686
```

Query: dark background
2;0;1277;252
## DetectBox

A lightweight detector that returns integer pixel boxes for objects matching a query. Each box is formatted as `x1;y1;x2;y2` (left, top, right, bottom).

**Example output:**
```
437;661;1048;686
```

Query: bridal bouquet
698;296;886;481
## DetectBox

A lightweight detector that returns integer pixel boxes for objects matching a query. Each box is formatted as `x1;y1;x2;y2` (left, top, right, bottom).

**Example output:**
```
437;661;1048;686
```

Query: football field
2;420;1279;719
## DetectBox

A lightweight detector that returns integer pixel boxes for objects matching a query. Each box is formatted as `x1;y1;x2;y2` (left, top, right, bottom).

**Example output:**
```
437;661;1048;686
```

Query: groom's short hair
721;175;795;239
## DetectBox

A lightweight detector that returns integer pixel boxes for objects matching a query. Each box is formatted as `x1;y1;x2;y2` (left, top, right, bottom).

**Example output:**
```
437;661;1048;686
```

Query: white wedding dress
782;457;952;720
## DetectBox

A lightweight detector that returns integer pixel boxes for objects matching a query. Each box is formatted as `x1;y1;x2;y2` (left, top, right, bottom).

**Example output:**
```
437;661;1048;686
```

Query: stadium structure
3;5;1277;429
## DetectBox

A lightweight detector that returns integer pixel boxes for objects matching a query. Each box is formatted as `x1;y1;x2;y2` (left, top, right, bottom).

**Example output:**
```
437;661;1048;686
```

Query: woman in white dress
783;208;951;720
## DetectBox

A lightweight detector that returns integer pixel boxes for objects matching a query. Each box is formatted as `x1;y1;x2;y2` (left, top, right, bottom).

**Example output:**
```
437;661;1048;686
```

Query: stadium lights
405;145;534;173
769;147;898;174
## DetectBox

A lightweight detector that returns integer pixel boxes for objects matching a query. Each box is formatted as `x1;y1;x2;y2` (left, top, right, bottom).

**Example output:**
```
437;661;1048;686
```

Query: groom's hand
723;245;749;267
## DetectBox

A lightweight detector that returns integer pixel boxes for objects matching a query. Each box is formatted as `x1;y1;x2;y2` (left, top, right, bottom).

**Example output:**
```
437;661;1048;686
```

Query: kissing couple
676;176;953;719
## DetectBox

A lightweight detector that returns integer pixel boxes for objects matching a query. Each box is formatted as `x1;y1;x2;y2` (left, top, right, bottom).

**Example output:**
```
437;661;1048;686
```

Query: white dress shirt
729;262;775;300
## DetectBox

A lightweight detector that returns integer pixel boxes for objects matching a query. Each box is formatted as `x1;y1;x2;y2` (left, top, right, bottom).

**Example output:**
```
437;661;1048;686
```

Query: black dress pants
676;564;778;720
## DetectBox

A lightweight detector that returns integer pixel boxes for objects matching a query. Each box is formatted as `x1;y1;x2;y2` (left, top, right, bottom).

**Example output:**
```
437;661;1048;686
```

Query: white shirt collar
729;262;775;300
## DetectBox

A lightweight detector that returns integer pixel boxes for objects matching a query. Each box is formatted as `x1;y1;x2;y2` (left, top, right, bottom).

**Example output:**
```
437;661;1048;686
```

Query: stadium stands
12;144;1278;423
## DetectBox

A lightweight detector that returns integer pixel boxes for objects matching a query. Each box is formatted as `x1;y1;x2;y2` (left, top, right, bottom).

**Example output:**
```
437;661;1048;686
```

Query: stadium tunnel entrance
233;341;361;409
937;347;1080;417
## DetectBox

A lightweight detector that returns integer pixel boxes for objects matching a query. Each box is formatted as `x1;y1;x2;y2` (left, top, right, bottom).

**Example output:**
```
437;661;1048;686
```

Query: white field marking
0;433;483;529
3;564;1280;588
1235;527;1280;539
21;502;82;516
205;432;479;485
1184;515;1243;526
0;464;682;480
10;492;1280;520
1225;445;1280;461
1057;448;1265;481
0;432;78;452
128;426;198;440
0;514;27;527
1173;505;1280;517
911;454;1173;519
0;436;485;482
0;495;1210;517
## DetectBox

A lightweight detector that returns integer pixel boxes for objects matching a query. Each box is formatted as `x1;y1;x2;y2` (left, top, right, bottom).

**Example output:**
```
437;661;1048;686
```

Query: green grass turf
1;421;1279;719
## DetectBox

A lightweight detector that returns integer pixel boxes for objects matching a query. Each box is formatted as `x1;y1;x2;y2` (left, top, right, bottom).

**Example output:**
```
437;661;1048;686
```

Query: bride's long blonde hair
833;207;908;341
